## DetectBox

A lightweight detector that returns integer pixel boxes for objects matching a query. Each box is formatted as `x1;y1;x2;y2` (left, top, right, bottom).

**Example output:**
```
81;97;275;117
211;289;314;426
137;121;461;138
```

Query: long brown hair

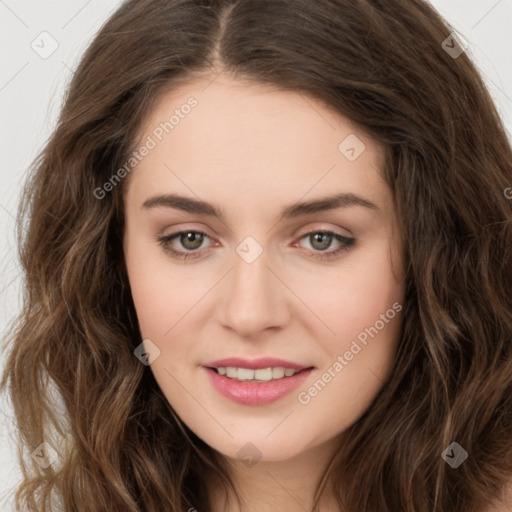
2;0;512;510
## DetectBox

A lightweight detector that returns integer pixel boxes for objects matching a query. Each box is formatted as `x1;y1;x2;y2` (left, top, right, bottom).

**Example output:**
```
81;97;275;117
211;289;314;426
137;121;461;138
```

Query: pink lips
202;357;314;405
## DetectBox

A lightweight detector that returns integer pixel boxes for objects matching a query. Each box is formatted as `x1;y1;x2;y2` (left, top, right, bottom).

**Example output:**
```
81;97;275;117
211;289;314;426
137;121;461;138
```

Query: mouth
202;365;316;405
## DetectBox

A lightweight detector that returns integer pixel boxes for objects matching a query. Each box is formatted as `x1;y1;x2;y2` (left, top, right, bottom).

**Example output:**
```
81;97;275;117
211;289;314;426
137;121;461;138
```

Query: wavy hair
2;0;512;510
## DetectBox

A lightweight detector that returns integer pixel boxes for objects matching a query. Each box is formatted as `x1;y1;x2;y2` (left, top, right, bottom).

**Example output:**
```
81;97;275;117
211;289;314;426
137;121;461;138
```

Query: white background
1;0;511;509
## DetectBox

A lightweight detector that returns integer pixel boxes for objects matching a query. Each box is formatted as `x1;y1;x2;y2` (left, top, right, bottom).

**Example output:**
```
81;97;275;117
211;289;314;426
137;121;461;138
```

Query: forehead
125;74;388;216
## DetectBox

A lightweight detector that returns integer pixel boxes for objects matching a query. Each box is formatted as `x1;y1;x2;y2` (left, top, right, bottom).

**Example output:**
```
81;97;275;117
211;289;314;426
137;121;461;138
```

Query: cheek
293;241;404;427
124;237;209;338
293;239;403;346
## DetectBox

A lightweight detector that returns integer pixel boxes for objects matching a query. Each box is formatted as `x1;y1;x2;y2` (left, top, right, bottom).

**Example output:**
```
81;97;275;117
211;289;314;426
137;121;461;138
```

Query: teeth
273;367;285;379
215;366;302;381
226;367;237;378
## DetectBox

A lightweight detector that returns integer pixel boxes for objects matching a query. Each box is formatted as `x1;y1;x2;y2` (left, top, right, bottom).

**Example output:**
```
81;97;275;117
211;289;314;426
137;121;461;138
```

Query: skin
123;73;406;512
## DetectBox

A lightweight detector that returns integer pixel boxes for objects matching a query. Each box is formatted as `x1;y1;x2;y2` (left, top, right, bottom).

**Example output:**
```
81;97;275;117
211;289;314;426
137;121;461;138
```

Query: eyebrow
142;192;379;219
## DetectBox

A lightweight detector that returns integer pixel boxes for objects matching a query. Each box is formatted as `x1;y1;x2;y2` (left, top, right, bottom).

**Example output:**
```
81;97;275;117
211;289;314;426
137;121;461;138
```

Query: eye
155;229;355;260
156;230;212;260
294;230;356;260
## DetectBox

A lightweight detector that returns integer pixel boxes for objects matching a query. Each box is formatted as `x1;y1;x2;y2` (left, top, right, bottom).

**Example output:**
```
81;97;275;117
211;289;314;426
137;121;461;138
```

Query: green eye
298;231;356;260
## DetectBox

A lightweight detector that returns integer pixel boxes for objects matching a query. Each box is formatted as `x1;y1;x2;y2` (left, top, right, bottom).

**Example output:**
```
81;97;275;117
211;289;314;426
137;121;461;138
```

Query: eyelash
155;229;356;261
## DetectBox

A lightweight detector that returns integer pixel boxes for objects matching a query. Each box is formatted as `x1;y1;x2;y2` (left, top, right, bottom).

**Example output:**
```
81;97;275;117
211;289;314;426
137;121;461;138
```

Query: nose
218;244;291;337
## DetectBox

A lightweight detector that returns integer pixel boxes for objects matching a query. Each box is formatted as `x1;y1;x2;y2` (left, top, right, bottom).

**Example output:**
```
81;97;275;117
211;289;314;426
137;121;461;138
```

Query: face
123;74;405;463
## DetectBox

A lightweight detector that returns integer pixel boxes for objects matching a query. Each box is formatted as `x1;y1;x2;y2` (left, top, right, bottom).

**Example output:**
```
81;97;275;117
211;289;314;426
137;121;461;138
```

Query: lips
203;366;315;405
201;357;315;405
203;357;312;371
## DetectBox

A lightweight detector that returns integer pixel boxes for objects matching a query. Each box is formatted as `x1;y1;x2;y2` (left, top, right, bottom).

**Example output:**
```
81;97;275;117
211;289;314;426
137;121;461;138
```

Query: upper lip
203;357;313;370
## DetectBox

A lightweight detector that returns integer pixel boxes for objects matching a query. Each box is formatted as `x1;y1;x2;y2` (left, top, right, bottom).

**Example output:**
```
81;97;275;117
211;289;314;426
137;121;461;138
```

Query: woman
2;0;512;511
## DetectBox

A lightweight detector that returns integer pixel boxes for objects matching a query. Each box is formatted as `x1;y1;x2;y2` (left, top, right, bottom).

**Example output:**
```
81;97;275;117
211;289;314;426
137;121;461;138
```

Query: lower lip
203;367;314;405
